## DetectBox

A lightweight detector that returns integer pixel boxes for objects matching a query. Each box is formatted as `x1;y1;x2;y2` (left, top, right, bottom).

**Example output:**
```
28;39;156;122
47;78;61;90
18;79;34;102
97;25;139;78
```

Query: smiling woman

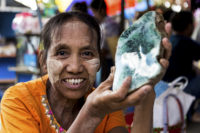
0;11;172;133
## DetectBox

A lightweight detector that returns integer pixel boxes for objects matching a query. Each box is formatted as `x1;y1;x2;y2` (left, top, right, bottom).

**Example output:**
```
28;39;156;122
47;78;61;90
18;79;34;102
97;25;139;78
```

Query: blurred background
1;0;200;132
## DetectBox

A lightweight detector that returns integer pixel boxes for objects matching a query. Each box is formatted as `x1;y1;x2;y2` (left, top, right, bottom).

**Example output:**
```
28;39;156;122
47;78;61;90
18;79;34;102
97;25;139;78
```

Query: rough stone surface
113;11;167;93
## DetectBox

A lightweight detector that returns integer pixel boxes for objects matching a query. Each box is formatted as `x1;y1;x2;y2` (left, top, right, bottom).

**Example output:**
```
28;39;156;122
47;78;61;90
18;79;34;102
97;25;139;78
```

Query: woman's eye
58;51;65;55
56;51;68;57
81;51;94;58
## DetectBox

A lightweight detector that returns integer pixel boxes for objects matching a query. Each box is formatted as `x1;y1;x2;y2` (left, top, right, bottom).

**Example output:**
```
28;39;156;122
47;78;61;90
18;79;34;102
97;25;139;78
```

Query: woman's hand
85;66;153;118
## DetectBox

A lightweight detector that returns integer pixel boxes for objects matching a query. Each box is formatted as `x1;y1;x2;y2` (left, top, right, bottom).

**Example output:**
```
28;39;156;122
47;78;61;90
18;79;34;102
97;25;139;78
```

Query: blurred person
90;0;120;84
71;2;88;14
0;11;172;133
163;11;200;122
163;9;174;22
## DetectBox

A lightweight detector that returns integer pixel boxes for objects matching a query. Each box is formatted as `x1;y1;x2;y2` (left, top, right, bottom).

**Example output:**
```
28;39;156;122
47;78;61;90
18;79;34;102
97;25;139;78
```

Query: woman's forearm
67;104;103;133
130;103;154;133
130;90;155;133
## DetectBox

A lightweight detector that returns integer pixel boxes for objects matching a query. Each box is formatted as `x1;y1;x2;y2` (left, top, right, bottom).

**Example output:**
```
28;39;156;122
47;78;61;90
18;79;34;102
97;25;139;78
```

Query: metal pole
35;0;43;30
146;0;150;10
120;0;125;34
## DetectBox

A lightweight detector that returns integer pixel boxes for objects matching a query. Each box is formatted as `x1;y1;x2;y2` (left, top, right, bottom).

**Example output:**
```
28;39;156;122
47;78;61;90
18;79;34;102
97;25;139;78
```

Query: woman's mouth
62;78;85;89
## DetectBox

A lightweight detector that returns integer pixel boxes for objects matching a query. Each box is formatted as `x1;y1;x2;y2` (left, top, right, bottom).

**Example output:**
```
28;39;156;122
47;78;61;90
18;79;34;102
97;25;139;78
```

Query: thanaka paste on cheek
84;58;100;83
47;59;63;84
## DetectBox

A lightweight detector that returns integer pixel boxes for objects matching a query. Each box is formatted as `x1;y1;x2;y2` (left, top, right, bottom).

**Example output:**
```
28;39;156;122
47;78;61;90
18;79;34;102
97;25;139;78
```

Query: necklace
41;79;66;133
41;95;66;133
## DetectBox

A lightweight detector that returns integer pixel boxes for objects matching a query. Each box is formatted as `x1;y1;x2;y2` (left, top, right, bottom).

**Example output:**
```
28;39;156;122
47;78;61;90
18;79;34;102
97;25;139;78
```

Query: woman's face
46;20;100;99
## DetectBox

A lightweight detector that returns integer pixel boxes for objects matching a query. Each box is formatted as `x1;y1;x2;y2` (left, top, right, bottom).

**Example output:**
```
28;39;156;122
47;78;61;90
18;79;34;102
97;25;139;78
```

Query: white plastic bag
153;77;195;131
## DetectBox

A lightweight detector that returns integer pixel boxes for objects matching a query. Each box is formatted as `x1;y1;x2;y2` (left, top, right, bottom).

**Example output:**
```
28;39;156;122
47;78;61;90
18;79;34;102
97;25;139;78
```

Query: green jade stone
113;11;167;93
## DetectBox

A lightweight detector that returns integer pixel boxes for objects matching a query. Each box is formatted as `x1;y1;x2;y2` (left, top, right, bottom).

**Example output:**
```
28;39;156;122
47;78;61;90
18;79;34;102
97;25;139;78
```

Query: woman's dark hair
171;11;194;32
40;11;101;64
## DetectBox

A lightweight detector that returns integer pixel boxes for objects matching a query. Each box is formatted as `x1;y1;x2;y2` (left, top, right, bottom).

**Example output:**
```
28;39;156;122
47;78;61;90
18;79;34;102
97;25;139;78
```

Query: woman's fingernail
127;76;132;83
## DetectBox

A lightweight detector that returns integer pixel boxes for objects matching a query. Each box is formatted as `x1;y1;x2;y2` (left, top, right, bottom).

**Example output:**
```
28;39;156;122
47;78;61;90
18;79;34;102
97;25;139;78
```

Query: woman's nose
66;55;83;74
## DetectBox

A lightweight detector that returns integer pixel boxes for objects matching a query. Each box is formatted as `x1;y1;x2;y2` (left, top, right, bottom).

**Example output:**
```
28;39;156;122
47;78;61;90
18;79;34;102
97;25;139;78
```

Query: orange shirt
0;75;126;133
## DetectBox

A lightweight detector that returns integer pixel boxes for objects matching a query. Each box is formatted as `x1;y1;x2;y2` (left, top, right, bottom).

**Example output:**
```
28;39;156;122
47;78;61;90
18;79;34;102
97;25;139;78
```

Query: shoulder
171;35;200;49
3;76;47;99
0;76;51;133
0;76;49;129
1;75;48;110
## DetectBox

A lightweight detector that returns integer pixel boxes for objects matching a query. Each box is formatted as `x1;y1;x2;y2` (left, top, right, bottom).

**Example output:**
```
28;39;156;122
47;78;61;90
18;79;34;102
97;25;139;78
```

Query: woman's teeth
64;79;84;85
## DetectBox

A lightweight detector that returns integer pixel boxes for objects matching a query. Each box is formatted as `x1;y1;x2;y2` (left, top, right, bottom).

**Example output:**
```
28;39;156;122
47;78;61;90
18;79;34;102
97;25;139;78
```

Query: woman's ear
38;50;47;75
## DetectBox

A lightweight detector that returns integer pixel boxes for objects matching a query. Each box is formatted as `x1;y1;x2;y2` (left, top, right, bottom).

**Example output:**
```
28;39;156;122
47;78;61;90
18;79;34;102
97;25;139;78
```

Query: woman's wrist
67;103;103;133
130;88;155;133
68;91;107;133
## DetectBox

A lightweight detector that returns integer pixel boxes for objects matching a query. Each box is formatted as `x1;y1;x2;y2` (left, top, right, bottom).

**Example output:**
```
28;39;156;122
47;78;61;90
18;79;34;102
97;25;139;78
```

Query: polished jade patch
113;11;166;93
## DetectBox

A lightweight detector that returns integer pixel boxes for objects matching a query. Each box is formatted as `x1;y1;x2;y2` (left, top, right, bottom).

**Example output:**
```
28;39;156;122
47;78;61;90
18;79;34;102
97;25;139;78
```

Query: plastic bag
153;76;195;133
